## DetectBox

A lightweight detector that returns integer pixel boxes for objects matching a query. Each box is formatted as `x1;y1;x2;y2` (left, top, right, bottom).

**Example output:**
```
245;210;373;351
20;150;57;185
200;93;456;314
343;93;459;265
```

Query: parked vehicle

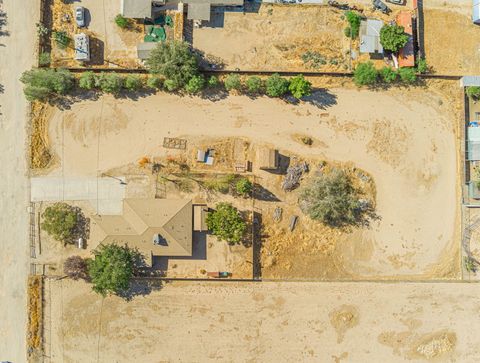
372;0;391;14
386;0;404;4
75;6;85;27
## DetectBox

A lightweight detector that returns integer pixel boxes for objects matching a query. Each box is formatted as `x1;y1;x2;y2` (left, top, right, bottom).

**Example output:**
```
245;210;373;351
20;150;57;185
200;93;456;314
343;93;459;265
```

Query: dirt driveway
43;87;460;279
45;279;480;362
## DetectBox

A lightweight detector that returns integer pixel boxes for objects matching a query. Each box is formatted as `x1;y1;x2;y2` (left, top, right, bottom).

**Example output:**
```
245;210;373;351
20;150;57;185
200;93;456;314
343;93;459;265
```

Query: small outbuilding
74;33;90;62
468;125;480;160
257;147;278;170
121;0;152;18
359;19;384;55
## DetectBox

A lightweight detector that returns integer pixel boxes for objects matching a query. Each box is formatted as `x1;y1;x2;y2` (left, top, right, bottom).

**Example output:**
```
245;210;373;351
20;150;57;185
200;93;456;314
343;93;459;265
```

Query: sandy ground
423;0;480;75
42;87;460;279
0;0;38;361
44;279;480;362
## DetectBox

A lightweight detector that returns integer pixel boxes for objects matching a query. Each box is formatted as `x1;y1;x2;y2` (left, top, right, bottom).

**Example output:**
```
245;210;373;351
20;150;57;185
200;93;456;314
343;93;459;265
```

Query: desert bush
64;256;89;280
115;14;130;29
53;30;70;49
246;76;263;94
235;177;253;197
185;75;205;94
380;67;398;83
398;67;417;83
224;74;242;91
206;203;246;244
39;52;51;66
146;76;163;89
20;68;74;101
207;75;220;88
266;73;289;97
288;74;312;99
124;74;143;91
163;79;179;92
416;58;428;74
41;203;77;243
353;62;378;86
78;71;96;90
95;72;124;94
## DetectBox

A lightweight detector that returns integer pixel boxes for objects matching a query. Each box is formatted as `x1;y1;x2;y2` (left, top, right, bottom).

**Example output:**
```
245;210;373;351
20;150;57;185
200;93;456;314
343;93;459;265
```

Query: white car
75;6;85;27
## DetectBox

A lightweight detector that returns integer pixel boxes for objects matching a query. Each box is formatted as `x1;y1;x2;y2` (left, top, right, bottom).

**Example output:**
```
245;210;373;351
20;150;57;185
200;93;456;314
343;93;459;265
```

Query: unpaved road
0;0;37;361
46;279;480;362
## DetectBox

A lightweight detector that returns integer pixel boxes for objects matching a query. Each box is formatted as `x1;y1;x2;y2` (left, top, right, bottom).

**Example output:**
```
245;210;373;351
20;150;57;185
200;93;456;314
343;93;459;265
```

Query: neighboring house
121;0;155;18
93;199;207;266
359;19;384;55
396;11;415;67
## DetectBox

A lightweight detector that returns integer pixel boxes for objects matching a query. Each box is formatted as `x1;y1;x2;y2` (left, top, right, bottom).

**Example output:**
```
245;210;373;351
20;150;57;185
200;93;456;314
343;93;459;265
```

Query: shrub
288;74;312;99
380;24;409;53
146;41;199;87
266;73;289;97
353;62;378;86
398;67;417;83
64;256;89;280
464;256;477;273
380;67;397;83
344;26;352;38
78;71;96;90
224;74;242;91
301;136;313;145
20;68;74;101
299;168;363;227
345;11;361;38
164;79;179;92
124;74;143;91
87;244;137;296
39;52;51;66
206;203;246;244
416;58;428;74
246;76;263;94
95;72;124;94
185;75;205;94
115;14;129;29
147;76;163;89
235;178;253;197
41;203;77;243
207;75;220;88
467;86;480;100
53;30;70;49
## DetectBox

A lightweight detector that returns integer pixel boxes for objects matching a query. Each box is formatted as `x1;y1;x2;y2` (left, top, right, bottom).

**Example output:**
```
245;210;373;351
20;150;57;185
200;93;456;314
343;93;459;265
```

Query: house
93;199;207;266
121;0;153;18
396;11;415;67
359;19;384;55
257;147;278;170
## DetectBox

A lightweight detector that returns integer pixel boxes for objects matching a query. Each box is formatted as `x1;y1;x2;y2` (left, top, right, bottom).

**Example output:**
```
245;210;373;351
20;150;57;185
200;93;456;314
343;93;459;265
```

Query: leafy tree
246;76;263;94
398;67;417;83
380;67;397;83
145;41;199;87
95;72;124;94
147;76;163;89
87;244;137;296
206;203;246;244
124;74;143;91
53;30;70;49
20;68;74;101
288;74;312;99
467;86;480;100
224;74;242;91
39;52;51;66
353;62;378;86
185;74;205;94
207;75;220;88
78;71;96;90
299;169;364;227
266;73;289;97
380;24;409;53
64;256;89;280
164;78;179;92
115;14;130;29
416;58;428;74
345;11;361;38
41;203;77;243
235;178;253;197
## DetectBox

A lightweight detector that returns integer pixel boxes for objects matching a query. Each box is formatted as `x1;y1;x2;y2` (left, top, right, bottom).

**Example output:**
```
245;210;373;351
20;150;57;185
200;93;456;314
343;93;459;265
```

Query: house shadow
253;183;280;202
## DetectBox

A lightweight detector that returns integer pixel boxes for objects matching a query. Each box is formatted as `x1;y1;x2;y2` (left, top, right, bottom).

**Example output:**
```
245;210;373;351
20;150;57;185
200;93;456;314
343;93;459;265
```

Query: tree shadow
252;211;263;280
301;88;338;109
118;278;163;301
0;10;9;37
253;183;281;202
200;87;228;102
66;206;90;246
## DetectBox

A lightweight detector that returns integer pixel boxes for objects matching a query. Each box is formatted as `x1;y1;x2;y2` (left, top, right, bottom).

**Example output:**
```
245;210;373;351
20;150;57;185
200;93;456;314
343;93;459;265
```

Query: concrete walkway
0;0;38;361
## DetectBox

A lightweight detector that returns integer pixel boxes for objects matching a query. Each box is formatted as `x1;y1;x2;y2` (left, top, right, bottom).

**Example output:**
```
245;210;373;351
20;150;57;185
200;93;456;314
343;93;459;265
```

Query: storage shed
359;19;384;54
257;147;278;170
121;0;152;18
468;126;480;160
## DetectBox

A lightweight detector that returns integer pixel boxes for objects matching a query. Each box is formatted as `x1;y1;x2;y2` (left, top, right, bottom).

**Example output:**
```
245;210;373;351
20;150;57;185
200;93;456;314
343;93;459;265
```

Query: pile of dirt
329;305;359;343
30;102;53;170
27;276;43;362
414;331;457;359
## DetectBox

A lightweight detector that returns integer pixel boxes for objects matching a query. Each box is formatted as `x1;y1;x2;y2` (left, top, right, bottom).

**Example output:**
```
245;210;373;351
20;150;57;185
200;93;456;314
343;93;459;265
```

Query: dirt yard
44;279;480;362
423;0;480;75
40;84;461;280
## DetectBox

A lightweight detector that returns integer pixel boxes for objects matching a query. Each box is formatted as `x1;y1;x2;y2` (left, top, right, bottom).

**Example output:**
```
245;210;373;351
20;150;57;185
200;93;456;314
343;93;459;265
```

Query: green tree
53;30;70;49
379;24;409;53
87;244;137;296
380;67;397;83
235;178;253;197
20;68;74;101
145;41;199;87
288;74;312;99
164;78;179;92
353;62;378;86
115;14;130;29
124;74;143;91
224;74;242;91
299;169;364;227
147;76;163;89
398;67;417;83
41;203;77;243
185;75;205;94
246;76;263;94
266;73;289;97
206;203;246;244
96;72;124;94
207;75;220;88
78;71;96;90
345;11;361;38
467;86;480;100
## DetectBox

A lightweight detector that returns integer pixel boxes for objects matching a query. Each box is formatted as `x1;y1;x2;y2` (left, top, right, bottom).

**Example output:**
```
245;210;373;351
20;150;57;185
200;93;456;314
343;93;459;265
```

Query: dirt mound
329;305;359;343
414;331;456;359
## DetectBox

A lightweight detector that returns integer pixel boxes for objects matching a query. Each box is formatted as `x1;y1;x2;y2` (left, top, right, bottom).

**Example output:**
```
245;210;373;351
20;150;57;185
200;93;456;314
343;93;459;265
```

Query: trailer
74;33;90;62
